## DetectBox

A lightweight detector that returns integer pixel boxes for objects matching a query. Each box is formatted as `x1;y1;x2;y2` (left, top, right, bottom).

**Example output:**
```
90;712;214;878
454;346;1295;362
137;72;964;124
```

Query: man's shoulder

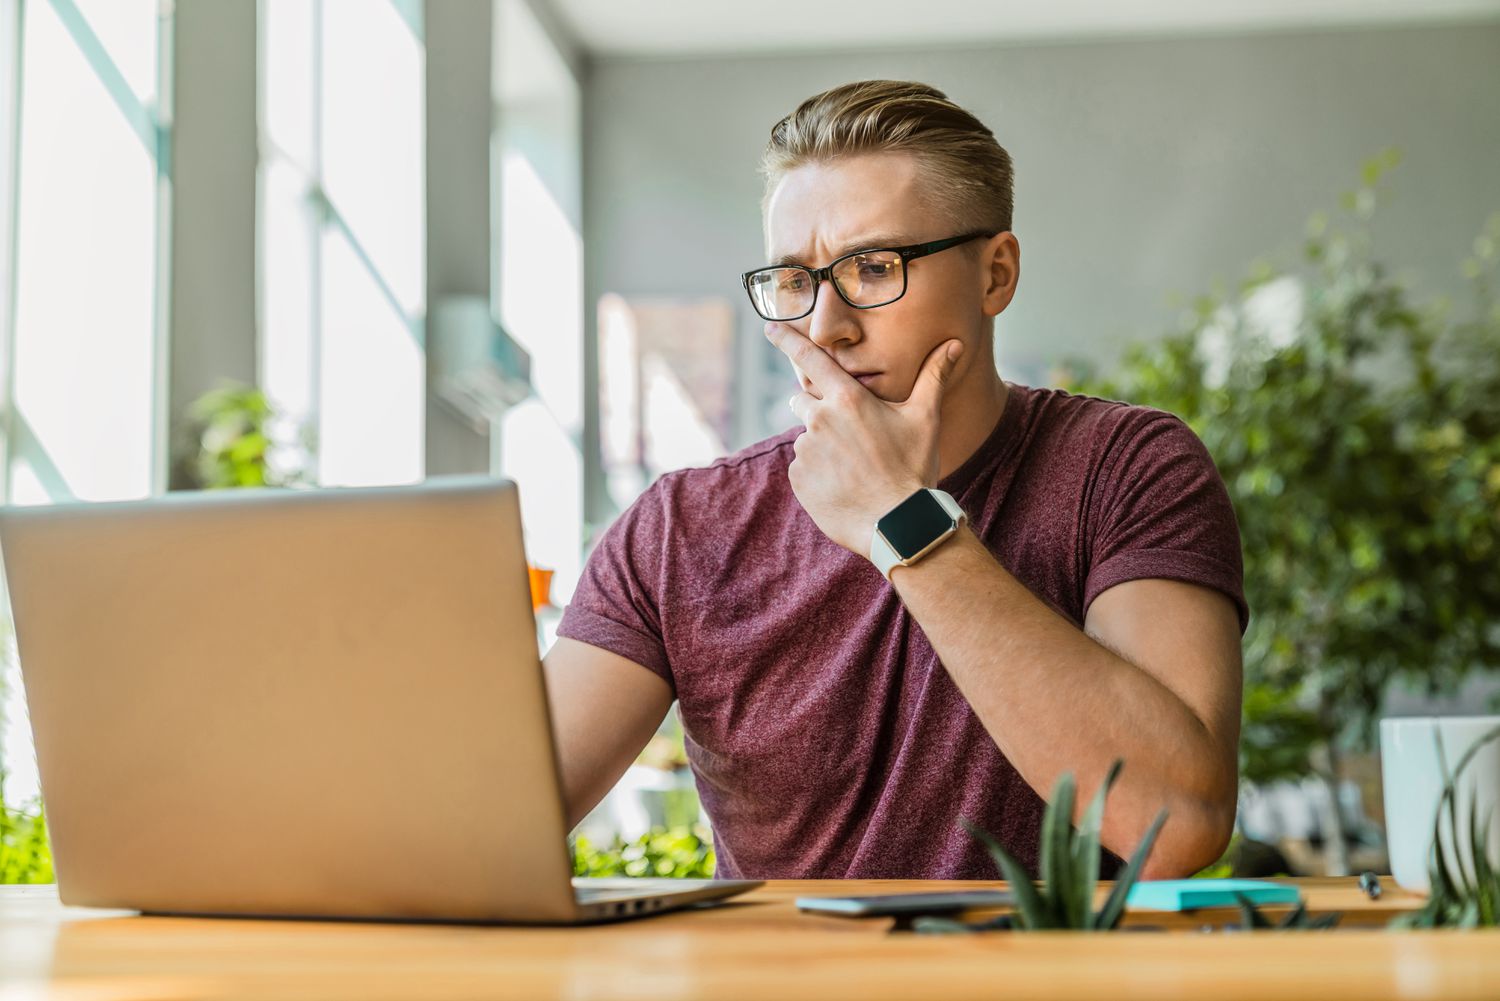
1024;383;1177;436
709;425;802;474
653;426;800;499
613;428;805;553
984;385;1207;506
1018;384;1191;465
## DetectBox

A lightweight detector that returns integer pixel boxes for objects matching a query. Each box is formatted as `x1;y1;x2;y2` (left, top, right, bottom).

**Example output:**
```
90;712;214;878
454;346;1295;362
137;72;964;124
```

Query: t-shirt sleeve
555;478;676;693
1083;413;1249;633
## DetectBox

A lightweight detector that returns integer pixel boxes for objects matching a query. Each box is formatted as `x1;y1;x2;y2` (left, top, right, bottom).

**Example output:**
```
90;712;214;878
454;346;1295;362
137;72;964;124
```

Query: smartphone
795;890;1014;917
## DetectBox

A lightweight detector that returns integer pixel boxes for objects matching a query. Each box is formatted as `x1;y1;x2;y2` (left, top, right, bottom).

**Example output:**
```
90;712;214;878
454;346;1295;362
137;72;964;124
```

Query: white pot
1380;715;1500;894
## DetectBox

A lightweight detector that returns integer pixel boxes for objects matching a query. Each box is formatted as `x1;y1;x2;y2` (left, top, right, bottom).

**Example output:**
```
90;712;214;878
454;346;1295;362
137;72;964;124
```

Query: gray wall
584;22;1500;472
169;0;258;482
424;0;495;476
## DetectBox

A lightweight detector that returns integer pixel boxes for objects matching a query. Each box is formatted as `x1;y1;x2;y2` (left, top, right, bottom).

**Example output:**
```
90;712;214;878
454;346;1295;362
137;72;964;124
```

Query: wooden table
2;879;1497;1000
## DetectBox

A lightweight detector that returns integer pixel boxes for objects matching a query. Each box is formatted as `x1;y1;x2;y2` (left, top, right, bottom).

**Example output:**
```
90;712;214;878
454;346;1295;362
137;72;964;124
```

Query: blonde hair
761;80;1014;234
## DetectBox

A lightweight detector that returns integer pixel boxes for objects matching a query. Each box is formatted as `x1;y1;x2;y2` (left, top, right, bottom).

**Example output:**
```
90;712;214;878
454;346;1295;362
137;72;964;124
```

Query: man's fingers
790;362;822;400
766;322;859;397
908;338;963;412
788;391;816;426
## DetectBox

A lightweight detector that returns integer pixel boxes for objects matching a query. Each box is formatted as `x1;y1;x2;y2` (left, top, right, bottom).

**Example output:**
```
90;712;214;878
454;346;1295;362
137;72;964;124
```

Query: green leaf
1459;897;1480;928
910;916;977;934
1040;771;1077;928
1236;892;1274;929
228;431;268;464
1094;808;1167;931
1074;760;1122;929
962;817;1050;930
1475;811;1496;926
1275;902;1308;930
1231;892;1343;931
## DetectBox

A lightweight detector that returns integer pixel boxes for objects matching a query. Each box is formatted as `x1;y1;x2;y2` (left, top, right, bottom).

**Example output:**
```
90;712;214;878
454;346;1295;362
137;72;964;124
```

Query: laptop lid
0;477;582;923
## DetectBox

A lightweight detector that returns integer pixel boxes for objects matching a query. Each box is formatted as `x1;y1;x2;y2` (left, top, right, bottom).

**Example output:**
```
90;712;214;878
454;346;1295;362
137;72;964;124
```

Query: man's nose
804;276;861;350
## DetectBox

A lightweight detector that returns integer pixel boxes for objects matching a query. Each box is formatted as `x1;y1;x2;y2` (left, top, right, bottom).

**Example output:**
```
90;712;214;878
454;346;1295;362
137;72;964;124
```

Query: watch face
877;490;955;560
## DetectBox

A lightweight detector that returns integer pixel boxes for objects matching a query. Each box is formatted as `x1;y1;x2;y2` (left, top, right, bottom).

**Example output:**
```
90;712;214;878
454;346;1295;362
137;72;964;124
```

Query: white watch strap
930;488;965;523
870;530;903;581
869;488;966;581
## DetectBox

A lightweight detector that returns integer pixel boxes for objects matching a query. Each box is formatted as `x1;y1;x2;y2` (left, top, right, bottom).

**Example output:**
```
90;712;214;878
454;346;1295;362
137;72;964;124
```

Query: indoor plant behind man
546;80;1247;880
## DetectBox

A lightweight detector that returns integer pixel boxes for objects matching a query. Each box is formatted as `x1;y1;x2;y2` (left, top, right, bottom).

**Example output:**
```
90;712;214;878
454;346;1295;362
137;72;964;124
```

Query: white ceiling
547;0;1500;58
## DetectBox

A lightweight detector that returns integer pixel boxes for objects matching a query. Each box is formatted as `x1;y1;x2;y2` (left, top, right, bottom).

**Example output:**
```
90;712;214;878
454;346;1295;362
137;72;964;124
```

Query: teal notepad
1125;879;1301;911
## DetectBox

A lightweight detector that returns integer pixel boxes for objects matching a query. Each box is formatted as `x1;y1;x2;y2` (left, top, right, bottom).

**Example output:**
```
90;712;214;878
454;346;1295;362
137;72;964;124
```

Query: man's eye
779;274;809;291
857;261;897;280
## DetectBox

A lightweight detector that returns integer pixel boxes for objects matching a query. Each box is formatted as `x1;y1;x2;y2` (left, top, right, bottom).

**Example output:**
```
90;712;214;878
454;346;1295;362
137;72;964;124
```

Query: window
259;0;424;488
8;0;169;506
1;0;170;809
598;294;735;505
493;0;583;642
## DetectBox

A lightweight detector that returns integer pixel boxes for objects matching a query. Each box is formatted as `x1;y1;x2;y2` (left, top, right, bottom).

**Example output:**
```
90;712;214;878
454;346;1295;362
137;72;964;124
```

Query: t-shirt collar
937;382;1027;498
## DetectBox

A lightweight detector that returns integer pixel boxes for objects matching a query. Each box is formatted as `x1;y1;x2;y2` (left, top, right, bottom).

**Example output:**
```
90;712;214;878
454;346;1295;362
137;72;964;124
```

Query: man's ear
981;232;1020;318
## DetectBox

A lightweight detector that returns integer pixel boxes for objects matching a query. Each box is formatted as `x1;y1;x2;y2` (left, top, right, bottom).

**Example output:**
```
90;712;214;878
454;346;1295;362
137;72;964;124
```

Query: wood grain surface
2;879;1496;1001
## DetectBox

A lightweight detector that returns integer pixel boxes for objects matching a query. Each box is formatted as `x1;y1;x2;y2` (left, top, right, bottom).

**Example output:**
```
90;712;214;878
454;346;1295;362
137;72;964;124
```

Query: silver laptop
0;477;758;924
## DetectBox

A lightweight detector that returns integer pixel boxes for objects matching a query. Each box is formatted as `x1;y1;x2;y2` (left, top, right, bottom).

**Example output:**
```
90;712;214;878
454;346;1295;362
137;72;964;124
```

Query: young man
547;81;1246;880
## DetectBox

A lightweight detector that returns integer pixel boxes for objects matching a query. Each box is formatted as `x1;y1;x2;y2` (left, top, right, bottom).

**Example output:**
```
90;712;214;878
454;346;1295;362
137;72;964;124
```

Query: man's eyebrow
771;234;914;267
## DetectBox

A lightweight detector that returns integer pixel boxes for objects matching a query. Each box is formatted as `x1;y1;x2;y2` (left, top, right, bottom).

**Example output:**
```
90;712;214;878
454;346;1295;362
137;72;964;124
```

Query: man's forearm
887;525;1235;877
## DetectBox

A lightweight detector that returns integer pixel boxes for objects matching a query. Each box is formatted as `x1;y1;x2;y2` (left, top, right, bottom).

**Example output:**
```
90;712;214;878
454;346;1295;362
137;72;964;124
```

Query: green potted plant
573;824;716;879
172;381;312;490
0;616;54;885
1391;724;1500;928
1061;152;1500;876
915;760;1164;933
0;790;54;885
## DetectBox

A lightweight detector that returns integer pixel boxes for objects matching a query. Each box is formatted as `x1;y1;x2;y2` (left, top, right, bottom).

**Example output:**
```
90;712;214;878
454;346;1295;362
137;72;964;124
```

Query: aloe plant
921;760;1166;932
1233;892;1341;931
1390;724;1500;929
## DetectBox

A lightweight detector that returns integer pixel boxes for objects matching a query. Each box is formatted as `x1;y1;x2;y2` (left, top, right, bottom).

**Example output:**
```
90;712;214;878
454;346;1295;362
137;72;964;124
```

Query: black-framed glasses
740;231;995;322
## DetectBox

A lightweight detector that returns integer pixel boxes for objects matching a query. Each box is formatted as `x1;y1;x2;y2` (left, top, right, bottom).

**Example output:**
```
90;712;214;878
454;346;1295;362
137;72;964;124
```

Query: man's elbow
1137;796;1236;881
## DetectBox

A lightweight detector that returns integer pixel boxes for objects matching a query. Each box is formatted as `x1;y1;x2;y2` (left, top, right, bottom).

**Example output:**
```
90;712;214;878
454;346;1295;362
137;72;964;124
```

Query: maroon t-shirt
558;383;1247;879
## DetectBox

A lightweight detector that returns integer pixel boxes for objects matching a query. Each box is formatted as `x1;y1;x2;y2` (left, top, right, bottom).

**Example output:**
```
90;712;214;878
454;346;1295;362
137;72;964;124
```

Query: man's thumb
913;339;963;407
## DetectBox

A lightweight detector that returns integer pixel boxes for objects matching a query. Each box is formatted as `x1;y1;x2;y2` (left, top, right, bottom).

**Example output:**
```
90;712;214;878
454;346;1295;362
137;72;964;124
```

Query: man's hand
766;322;964;555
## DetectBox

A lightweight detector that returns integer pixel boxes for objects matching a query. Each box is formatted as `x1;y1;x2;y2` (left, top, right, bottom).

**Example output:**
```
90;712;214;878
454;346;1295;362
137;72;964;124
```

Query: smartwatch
869;488;967;581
